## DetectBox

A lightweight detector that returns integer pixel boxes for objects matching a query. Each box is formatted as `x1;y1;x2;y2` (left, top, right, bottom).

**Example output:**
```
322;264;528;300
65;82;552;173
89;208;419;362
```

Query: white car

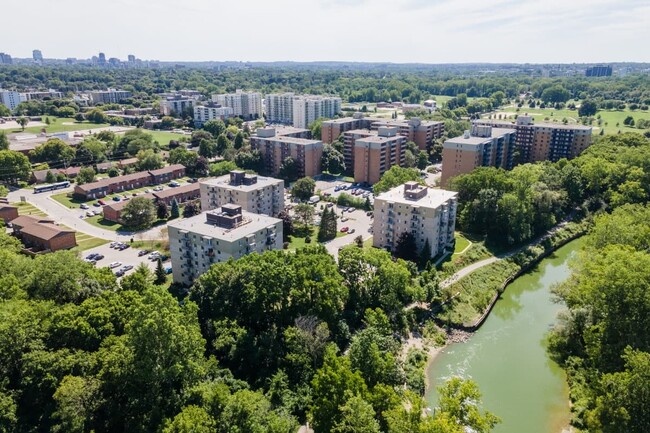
109;261;122;268
148;251;161;260
80;203;90;210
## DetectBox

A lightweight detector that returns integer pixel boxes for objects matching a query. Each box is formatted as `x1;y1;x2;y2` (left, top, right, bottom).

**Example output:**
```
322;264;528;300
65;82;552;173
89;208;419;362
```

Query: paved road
7;187;166;242
323;206;373;258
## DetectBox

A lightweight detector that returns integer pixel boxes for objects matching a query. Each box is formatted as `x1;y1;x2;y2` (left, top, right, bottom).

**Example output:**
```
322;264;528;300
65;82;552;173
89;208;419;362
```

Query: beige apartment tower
373;182;457;258
250;127;323;178
200;170;284;217
168;205;283;285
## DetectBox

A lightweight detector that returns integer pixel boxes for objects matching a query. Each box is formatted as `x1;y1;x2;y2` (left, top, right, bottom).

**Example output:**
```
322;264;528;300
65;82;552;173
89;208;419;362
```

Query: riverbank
403;220;589;398
426;238;585;433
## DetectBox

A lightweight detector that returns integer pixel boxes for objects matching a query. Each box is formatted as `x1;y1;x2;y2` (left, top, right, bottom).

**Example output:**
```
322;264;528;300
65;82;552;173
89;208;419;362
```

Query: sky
4;0;649;63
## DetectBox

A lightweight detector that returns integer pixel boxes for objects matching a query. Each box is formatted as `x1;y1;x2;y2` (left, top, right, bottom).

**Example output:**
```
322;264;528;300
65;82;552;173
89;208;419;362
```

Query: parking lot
82;242;171;279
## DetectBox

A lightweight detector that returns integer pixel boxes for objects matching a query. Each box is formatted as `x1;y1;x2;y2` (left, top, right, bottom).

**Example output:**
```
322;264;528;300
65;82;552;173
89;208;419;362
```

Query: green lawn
11;202;48;217
131;239;171;256
71;232;109;252
84;215;122;231
16;117;110;134
146;130;189;146
453;233;471;254
488;107;650;135
287;226;346;250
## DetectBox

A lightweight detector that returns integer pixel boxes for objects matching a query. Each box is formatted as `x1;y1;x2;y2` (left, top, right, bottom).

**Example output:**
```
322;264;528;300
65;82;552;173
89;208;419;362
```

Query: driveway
7;187;166;242
322;206;373;258
83;242;170;279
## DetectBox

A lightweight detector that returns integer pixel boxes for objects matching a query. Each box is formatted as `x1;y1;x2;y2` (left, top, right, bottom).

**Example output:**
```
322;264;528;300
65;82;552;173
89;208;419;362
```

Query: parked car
109;261;122;269
340;227;349;232
109;242;118;248
341;217;349;222
85;253;98;260
148;251;161;260
93;210;101;215
94;254;104;260
120;264;134;272
86;211;94;217
144;189;152;193
165;267;173;274
347;207;355;213
93;202;101;207
98;200;106;205
114;270;125;277
349;228;356;234
187;178;198;183
326;202;334;208
118;244;130;250
154;186;163;192
169;181;180;187
80;203;89;210
138;249;151;257
112;196;121;202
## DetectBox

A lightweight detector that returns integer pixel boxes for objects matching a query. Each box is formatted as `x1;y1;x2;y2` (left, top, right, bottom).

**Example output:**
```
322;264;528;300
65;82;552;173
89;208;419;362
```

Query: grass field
287;226;345;250
70;231;109;252
147;130;188;146
12;201;48;217
488;106;650;135
15;117;110;134
453;233;471;254
131;239;171;256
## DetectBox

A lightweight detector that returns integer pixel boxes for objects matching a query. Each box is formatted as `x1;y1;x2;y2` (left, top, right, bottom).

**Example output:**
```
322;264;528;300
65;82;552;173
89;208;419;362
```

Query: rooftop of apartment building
445;126;516;146
169;206;280;242
255;126;311;137
477;117;592;131
376;182;458;208
201;171;282;191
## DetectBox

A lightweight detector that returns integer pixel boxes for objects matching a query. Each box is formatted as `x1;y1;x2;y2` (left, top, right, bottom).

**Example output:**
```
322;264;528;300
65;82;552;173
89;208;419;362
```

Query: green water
426;239;583;433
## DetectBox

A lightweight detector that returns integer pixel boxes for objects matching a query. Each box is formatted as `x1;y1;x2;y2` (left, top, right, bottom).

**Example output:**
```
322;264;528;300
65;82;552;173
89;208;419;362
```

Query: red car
98;199;106;205
340;227;349;233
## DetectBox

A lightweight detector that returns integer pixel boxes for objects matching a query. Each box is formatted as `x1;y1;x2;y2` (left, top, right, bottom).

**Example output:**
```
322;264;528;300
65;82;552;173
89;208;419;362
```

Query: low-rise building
10;215;76;252
373;182;457;258
73;165;186;200
168;205;283;285
441;125;516;186
250;127;323;178
0;204;19;223
152;183;201;205
200;171;284;217
353;127;407;184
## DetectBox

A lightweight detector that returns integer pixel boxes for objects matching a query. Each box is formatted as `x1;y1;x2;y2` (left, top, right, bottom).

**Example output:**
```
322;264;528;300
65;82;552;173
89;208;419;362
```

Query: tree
121;197;156;229
209;160;238;176
215;134;230;156
183;202;199;218
163;405;216;433
0;131;8;151
85;109;108;124
233;131;244;149
45;170;57;183
107;166;120;178
373;166;422;195
292;177;316;201
294;203;315;227
623;116;635;126
393;232;419;262
436;378;500;433
198;139;218;158
234;150;264;173
0;150;31;183
17;117;29;131
321;144;346;174
310;346;368;433
52;375;99;433
30;138;75;165
278;157;299;181
278;210;293;241
417;150;429;170
419;238;432;267
76;167;96;185
170;199;180;219
579;99;598;117
540;85;571;104
136;149;164;171
202;119;226;137
161;116;175;130
157;201;169;220
332;396;380;433
318;207;337;242
309;118;325;140
190;130;213;147
74;113;85;123
155;258;167;285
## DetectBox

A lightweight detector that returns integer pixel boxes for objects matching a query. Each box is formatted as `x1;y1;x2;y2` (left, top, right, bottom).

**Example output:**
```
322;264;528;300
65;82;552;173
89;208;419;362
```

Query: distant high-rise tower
32;50;43;62
98;52;106;65
0;53;13;64
128;54;135;63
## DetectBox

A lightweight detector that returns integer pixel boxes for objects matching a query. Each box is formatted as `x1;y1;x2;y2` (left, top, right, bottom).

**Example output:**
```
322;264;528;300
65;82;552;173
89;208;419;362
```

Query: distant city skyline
4;0;649;63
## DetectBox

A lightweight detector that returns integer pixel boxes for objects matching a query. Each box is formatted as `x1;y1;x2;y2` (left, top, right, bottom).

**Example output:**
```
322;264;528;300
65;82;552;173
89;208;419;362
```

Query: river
426;239;583;433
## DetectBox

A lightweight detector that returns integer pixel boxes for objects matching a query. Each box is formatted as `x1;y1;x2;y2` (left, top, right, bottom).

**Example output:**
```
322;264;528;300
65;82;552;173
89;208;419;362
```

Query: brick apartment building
0;204;19;223
102;184;200;223
10;215;76;252
250;127;323;178
74;165;186;200
441;125;516;186
353;127;407;184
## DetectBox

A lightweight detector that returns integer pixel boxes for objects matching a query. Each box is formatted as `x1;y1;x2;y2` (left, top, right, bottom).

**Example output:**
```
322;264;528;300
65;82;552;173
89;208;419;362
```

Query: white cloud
4;0;648;63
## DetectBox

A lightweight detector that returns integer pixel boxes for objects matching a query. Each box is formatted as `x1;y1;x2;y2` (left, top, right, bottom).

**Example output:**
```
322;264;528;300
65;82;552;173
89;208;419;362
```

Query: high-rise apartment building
585;65;612;77
265;92;295;124
89;89;132;104
441;125;516;185
0;53;13;64
32;50;43;62
168;205;283;285
212;90;262;120
322;116;444;150
373;182;457;258
353;127;407;184
265;93;341;128
200;170;284;217
250;127;323;178
292;95;342;129
160;96;196;116
474;117;592;164
0;90;21;111
193;105;234;127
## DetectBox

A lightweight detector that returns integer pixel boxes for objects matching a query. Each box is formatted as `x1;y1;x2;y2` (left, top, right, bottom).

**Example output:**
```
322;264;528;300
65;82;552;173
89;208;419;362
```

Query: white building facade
212;90;262;120
193;105;234;127
0;90;21;111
